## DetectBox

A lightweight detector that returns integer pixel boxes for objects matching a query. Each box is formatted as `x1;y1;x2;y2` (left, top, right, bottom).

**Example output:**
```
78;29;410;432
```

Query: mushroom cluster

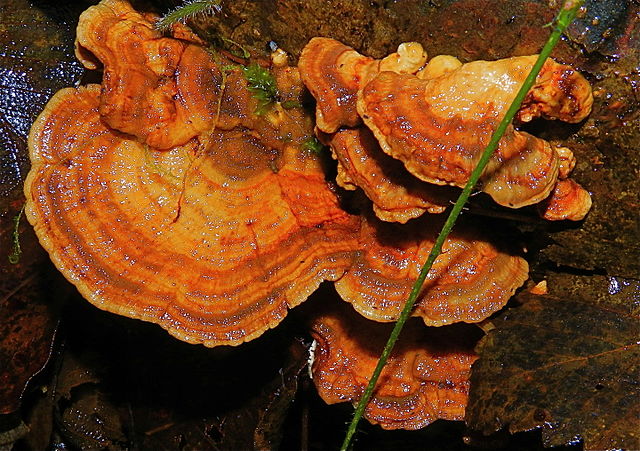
25;0;591;432
299;38;593;427
299;37;594;223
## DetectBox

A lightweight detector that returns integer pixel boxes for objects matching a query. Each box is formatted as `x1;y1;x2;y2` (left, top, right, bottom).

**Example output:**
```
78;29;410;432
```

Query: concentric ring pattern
25;85;360;346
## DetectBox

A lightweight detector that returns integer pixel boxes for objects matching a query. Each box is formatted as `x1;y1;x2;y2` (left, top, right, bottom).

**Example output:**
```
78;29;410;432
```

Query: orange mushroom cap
74;0;223;149
319;127;456;223
298;37;427;134
25;81;360;347
334;215;529;326
358;56;593;209
28;0;547;349
537;179;592;221
310;299;478;430
518;58;594;124
298;37;379;133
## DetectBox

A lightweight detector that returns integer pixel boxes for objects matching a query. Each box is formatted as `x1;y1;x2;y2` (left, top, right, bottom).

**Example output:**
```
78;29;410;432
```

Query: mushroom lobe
334;215;529;326
298;37;379;133
298;37;428;134
75;0;222;149
538;179;592;221
311;300;478;430
358;56;593;209
25;85;360;347
321;127;455;223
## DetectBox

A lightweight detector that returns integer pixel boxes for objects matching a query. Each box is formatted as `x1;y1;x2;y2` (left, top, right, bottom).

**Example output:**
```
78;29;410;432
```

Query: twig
340;1;585;449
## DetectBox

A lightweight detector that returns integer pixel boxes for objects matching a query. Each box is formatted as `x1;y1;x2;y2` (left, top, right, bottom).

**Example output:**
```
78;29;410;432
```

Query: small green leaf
220;36;251;59
242;64;279;116
302;136;325;155
280;100;302;110
221;64;239;73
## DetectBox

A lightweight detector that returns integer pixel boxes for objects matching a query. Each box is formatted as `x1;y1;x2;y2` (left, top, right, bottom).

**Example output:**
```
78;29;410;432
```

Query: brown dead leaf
466;291;640;450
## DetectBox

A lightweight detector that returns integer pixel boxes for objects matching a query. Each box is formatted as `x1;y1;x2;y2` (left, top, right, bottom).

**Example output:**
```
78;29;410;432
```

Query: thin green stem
340;1;584;449
155;0;221;33
9;204;25;264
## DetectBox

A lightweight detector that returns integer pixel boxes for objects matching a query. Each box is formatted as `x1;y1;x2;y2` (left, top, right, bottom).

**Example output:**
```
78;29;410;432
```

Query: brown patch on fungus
518;59;594;124
357;56;593;210
319;127;455;223
334;215;529;326
25;78;360;346
310;300;478;430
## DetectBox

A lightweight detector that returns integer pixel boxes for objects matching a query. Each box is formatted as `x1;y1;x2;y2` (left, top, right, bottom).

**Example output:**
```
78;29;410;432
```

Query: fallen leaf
0;0;85;421
0;0;85;198
466;291;640;450
0;262;58;415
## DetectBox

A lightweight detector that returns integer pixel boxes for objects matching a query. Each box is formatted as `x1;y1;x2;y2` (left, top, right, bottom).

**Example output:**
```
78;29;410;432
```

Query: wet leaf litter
1;0;639;449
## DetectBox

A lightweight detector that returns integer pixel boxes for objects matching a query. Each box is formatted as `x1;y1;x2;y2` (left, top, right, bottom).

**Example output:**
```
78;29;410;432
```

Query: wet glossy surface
323;127;454;223
24;2;362;347
0;2;84;197
334;215;529;326
358;56;593;209
310;299;479;430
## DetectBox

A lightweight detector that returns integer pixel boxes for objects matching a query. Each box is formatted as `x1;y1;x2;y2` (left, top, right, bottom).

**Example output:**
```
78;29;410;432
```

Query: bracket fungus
318;127;456;223
17;0;606;440
25;0;363;347
299;38;594;223
310;300;478;430
298;37;427;134
358;56;593;210
23;0;598;434
74;0;224;150
537;179;593;221
334;215;529;326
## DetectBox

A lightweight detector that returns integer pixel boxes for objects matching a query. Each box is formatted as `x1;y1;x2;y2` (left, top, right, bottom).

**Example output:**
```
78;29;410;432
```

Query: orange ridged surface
310;300;478;430
25;84;360;347
298;37;379;133
334;216;529;326
538;179;592;221
358;56;593;209
321;128;455;223
27;2;557;350
298;38;429;135
75;0;222;149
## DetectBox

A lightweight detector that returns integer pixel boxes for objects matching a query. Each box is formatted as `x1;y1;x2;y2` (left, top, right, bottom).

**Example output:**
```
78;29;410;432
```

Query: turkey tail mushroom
319;127;456;223
358;55;593;210
538;179;592;221
75;0;224;149
25;1;364;347
310;299;479;430
334;215;529;326
298;37;427;133
25;84;361;347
